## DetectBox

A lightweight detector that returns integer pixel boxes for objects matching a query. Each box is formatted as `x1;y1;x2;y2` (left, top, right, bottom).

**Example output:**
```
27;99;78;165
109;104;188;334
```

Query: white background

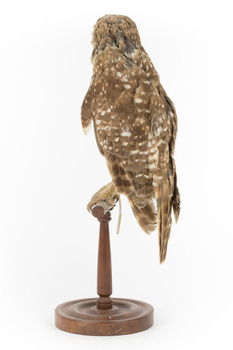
0;0;233;349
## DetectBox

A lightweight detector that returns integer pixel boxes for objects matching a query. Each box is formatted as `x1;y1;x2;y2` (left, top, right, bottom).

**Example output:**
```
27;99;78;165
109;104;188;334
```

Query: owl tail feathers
127;194;157;234
172;184;181;223
158;198;173;264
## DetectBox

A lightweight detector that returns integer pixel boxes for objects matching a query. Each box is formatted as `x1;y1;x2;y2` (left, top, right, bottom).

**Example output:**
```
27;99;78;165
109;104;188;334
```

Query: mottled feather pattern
81;15;180;262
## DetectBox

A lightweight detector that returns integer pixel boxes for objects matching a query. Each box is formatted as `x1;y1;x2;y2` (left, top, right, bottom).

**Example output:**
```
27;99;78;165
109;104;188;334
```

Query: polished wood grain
96;210;113;310
55;297;154;336
55;202;154;336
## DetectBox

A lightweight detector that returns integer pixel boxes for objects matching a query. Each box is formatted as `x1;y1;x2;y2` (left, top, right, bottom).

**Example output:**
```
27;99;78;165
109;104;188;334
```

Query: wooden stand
55;202;154;336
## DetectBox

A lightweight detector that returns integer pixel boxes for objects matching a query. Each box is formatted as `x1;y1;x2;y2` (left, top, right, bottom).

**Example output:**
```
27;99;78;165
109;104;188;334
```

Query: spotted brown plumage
81;15;180;263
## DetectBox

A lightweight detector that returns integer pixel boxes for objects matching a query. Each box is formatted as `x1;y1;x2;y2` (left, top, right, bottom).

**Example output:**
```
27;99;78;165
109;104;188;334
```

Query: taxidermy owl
81;15;180;263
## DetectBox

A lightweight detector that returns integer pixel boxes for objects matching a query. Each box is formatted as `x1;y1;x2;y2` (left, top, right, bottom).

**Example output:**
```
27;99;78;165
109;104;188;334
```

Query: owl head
91;14;142;57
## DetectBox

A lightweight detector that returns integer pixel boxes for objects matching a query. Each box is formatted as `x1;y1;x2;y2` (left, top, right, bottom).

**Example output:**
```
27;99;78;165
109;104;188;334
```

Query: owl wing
91;75;160;234
81;77;95;135
149;86;180;262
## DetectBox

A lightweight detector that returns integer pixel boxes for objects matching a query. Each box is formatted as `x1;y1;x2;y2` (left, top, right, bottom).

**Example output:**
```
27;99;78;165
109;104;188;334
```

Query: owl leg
87;182;119;212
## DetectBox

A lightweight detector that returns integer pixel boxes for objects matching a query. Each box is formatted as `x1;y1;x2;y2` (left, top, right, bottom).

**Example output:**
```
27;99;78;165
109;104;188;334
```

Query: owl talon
87;182;119;213
87;201;112;214
87;197;118;213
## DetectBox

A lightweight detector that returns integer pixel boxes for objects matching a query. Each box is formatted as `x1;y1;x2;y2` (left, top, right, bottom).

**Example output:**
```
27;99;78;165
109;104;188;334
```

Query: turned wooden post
92;202;113;310
55;200;154;336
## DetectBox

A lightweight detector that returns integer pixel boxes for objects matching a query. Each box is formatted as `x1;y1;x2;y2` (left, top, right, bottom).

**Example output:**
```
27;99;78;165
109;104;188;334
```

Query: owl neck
92;44;143;75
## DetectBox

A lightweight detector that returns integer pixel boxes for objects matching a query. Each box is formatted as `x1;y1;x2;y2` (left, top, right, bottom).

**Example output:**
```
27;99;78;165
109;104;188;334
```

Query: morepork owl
81;15;180;263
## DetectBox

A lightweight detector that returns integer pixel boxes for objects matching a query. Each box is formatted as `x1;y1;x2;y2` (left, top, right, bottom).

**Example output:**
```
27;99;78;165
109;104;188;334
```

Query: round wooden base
55;298;154;336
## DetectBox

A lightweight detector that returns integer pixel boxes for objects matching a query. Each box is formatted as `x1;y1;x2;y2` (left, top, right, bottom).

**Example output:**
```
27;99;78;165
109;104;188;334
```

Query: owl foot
87;182;119;213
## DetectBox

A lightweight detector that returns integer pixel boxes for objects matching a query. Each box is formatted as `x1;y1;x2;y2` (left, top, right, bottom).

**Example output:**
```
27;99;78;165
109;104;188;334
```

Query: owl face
91;14;141;58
